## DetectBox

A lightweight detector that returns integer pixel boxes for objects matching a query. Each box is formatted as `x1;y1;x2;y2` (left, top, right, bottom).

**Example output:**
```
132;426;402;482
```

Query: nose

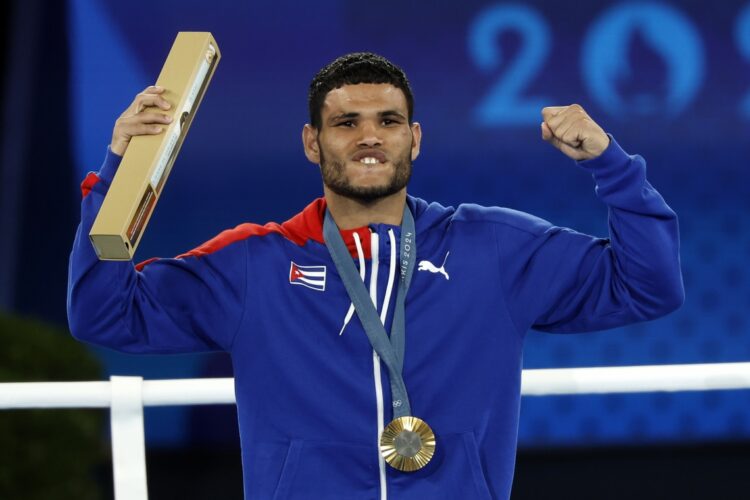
356;121;382;147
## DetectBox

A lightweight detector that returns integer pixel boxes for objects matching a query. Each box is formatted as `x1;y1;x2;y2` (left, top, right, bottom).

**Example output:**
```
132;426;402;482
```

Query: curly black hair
308;52;414;129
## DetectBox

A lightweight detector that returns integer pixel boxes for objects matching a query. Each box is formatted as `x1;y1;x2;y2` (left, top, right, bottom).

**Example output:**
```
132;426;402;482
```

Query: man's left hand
541;104;610;161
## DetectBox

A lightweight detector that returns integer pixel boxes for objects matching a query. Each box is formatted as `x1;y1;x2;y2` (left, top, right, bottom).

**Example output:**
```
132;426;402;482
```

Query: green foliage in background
0;313;105;500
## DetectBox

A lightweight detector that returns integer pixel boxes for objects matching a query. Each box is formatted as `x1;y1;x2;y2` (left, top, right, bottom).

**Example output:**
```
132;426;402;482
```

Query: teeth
359;157;380;165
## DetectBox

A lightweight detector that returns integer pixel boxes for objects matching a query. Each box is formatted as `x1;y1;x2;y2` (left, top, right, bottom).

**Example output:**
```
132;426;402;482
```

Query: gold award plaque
89;32;220;260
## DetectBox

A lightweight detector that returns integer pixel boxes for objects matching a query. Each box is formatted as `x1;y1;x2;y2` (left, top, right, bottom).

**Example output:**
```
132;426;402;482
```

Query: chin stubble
318;145;412;203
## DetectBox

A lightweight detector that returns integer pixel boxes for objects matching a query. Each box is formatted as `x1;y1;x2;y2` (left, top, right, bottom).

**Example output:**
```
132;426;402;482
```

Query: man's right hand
110;86;173;156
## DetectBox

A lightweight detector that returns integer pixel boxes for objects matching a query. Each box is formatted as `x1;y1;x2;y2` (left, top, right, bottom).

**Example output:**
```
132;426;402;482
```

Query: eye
336;121;355;127
382;118;403;126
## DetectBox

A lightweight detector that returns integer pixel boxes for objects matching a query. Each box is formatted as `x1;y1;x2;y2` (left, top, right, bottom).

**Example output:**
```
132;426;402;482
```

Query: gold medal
380;416;436;472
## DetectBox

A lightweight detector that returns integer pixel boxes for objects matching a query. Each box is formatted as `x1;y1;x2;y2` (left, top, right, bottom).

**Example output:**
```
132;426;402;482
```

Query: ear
410;122;422;161
302;124;320;164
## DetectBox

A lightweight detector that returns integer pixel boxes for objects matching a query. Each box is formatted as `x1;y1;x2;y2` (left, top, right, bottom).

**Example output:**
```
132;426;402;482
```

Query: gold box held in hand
89;32;220;260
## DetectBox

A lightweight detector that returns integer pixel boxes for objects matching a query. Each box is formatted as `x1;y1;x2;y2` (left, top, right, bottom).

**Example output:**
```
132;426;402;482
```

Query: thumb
548;135;587;160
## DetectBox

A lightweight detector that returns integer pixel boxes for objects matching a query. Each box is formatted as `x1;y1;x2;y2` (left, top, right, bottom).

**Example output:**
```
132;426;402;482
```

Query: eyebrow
329;112;359;123
379;110;406;120
328;110;407;124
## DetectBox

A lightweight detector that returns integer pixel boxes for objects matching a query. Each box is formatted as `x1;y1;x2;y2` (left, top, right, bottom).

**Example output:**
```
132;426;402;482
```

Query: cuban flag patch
289;262;327;292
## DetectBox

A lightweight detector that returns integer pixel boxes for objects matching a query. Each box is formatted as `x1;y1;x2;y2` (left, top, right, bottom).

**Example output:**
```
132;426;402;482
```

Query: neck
324;187;406;230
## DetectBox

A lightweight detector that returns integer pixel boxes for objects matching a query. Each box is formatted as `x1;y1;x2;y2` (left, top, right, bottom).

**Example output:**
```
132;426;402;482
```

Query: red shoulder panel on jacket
134;197;372;271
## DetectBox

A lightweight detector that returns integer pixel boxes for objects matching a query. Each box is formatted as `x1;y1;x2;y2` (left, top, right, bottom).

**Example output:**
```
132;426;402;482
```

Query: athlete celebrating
69;52;684;499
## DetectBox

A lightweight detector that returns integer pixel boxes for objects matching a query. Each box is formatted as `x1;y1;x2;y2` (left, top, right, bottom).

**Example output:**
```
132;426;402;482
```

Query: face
303;83;422;203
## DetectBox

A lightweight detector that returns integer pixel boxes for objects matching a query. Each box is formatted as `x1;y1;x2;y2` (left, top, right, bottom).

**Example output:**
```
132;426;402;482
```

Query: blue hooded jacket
68;136;684;499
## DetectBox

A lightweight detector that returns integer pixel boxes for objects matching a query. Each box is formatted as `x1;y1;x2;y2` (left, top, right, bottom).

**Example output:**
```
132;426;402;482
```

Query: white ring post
110;376;148;500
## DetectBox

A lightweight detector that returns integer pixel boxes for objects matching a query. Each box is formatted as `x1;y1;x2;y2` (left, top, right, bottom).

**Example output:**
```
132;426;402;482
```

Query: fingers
142;85;165;94
540;104;609;160
126;86;171;115
133;93;172;113
544;133;589;161
542;118;580;145
541;104;589;146
110;86;172;156
556;116;586;147
541;104;588;159
542;104;585;135
541;106;566;122
540;121;553;141
129;122;167;135
112;111;172;154
126;111;173;124
118;111;173;135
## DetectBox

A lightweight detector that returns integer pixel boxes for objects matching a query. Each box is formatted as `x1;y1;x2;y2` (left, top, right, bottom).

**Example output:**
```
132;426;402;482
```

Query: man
68;53;684;499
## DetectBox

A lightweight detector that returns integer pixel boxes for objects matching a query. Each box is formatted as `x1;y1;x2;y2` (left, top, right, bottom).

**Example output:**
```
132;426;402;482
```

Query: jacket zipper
369;232;387;499
370;229;398;500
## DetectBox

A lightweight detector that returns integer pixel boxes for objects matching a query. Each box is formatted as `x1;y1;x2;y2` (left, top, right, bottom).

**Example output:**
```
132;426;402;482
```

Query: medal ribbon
323;204;416;419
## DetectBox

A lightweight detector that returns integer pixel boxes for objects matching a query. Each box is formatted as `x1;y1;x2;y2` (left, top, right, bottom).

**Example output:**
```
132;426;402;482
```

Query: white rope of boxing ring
1;362;749;500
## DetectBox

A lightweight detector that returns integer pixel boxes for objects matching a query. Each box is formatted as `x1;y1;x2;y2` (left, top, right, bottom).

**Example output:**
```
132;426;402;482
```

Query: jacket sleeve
496;135;685;334
67;147;247;353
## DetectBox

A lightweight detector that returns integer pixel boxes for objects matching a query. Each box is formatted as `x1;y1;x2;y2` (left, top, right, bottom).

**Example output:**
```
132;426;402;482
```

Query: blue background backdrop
60;0;750;448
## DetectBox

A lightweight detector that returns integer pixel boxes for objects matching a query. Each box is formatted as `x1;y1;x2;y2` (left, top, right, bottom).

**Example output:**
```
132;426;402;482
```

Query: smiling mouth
355;157;388;166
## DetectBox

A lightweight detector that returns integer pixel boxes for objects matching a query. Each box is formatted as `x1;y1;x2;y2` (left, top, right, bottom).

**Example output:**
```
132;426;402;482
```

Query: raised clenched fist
541;104;610;161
